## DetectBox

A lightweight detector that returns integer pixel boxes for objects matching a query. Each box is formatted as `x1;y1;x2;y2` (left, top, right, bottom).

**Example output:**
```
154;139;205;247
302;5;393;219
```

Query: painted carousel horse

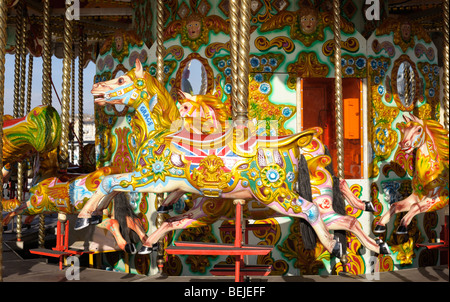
374;114;449;235
1;107;146;253
154;94;389;255
1;167;147;253
1;105;61;182
76;59;359;258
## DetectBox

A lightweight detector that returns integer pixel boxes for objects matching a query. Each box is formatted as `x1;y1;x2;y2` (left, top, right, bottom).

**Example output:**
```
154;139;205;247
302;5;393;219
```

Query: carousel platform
1;244;448;283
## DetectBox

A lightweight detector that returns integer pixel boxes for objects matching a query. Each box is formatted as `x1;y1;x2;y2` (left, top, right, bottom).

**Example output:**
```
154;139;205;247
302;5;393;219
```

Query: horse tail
1;198;21;212
113;193;139;244
323;146;347;248
323;146;346;215
297;153;317;250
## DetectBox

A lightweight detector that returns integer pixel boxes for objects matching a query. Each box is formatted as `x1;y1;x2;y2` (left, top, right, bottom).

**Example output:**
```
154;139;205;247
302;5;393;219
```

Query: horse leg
138;197;220;254
257;193;342;257
339;179;374;212
396;197;432;234
157;189;185;213
75;172;138;230
126;216;148;243
100;217;135;253
327;215;390;254
374;194;418;234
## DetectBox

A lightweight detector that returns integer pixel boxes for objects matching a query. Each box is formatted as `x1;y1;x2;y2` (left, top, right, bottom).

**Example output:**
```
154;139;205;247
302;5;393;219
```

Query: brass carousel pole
60;1;73;173
0;0;8;283
41;0;51;106
38;0;51;248
443;0;449;130
78;29;84;168
229;0;239;121
26;53;33;113
332;0;348;273
15;0;27;243
155;0;165;274
230;0;250;125
71;45;76;164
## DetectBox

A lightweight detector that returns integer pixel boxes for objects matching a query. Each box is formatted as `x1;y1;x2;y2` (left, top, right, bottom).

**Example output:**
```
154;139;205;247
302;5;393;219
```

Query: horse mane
128;68;181;130
182;94;229;133
424;119;449;167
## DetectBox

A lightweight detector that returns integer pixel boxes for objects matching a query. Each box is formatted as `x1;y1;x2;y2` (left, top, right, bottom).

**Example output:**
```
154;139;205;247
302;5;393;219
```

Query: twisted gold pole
229;0;239;120
0;0;8;283
41;0;51;106
78;30;84;168
443;0;449;130
155;0;165;274
38;0;51;248
71;46;76;164
333;0;344;180
59;2;73;172
26;53;32;113
18;1;27;117
13;0;22;118
234;0;250;125
15;0;27;242
156;0;164;84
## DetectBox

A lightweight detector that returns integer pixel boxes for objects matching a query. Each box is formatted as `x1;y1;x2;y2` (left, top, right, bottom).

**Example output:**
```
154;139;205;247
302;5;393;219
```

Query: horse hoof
125;243;137;254
157;205;173;214
138;243;158;255
364;201;375;212
379;242;391;255
74;218;90;230
396;225;408;235
90;215;103;225
374;225;386;234
331;241;343;258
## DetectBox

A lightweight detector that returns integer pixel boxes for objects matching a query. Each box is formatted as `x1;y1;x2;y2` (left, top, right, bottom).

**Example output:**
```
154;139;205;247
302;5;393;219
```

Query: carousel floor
1;242;448;283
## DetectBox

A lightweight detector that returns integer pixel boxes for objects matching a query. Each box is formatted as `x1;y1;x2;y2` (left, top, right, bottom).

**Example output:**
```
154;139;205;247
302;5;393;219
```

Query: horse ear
409;113;420;122
403;114;412;123
135;59;144;78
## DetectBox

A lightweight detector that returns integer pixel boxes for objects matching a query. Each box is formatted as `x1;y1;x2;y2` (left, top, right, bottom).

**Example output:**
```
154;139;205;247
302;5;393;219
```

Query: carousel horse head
91;58;180;131
177;90;228;134
397;113;425;153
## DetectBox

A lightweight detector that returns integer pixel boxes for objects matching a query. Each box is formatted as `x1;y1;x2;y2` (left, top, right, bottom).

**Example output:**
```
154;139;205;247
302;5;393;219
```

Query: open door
301;78;363;179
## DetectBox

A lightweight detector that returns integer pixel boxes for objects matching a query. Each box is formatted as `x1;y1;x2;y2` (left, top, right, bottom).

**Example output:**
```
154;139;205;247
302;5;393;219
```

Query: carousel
0;0;448;283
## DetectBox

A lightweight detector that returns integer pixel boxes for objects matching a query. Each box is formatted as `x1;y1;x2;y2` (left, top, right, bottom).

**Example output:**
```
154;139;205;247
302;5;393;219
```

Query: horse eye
418;128;422;133
118;78;124;84
184;105;188;109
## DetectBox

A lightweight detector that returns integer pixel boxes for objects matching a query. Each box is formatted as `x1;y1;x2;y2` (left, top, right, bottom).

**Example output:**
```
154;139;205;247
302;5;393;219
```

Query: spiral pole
443;0;449;130
41;0;51;106
78;30;84;168
333;0;344;180
71;45;76;164
234;0;250;125
18;1;27;117
12;0;22;118
59;2;73;173
156;0;164;84
155;0;165;274
26;53;33;113
229;0;239;120
0;0;8;283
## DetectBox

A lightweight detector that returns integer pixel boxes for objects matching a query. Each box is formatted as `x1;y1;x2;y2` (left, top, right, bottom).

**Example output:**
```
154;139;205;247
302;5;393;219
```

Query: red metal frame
166;201;273;282
30;219;91;270
417;215;449;268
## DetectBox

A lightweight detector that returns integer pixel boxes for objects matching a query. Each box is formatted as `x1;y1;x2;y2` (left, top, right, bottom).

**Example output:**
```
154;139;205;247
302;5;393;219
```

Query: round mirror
391;55;418;111
396;61;415;109
181;59;207;95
